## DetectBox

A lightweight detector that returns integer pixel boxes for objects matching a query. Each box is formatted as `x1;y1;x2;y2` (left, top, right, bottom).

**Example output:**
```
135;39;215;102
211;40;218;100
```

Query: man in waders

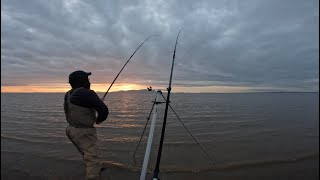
64;70;109;180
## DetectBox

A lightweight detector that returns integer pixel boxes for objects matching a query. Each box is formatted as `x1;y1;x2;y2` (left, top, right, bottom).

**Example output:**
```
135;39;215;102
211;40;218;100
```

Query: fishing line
133;92;216;164
132;96;157;159
160;93;216;164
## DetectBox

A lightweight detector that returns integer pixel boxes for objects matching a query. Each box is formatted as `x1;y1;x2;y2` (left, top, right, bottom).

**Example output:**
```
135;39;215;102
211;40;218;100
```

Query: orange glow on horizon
91;83;145;92
1;85;70;93
1;83;146;93
1;83;263;93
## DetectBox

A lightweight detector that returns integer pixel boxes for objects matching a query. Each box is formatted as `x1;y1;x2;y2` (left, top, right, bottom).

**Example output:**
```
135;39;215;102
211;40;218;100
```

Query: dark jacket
64;88;109;124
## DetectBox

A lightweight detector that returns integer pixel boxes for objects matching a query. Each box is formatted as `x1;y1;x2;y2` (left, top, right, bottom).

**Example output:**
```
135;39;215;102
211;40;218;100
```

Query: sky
1;0;319;93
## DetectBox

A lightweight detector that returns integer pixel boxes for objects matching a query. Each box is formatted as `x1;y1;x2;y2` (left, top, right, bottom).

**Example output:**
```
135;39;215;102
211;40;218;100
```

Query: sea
1;91;319;180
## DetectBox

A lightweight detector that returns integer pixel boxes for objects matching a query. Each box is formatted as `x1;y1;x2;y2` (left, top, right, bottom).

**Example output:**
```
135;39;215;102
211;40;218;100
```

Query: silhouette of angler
64;70;109;180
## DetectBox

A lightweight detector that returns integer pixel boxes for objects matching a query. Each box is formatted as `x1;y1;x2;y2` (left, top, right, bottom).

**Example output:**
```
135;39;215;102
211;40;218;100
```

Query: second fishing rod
152;29;183;180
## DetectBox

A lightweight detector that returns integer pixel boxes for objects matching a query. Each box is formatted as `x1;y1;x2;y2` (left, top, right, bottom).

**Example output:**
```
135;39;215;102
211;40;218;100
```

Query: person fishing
63;35;153;180
64;70;109;180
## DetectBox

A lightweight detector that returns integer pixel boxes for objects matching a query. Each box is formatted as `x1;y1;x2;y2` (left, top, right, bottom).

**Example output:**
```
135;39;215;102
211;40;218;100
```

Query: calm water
1;92;319;174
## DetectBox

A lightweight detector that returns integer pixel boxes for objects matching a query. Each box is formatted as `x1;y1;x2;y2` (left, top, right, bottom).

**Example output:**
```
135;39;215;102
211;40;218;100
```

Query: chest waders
65;88;102;180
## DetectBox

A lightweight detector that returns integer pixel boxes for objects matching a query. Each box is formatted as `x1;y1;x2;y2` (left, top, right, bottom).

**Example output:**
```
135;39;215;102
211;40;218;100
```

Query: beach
1;151;318;180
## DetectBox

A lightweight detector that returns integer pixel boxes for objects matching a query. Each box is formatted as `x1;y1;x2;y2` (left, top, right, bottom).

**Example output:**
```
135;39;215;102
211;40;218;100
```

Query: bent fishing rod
102;35;157;100
152;29;183;179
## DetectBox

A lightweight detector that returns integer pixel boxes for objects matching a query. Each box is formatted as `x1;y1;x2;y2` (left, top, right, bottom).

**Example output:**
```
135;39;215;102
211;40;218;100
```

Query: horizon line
1;90;318;94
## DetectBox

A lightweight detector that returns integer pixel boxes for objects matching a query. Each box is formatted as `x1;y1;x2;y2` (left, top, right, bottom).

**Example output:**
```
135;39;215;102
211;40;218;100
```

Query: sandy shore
1;151;319;180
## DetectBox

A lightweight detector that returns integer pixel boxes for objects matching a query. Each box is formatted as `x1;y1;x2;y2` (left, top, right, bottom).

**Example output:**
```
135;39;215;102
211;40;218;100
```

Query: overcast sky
1;0;319;92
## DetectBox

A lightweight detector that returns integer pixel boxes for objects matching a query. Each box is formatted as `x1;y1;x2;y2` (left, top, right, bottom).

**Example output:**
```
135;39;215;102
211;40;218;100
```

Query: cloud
1;0;319;92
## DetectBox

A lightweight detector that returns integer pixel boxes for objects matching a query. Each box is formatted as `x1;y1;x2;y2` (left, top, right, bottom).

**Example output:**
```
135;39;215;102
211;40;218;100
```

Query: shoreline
2;151;318;180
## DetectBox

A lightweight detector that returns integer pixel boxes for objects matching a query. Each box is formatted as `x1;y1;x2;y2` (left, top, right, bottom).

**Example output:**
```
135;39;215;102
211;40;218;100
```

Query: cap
69;70;91;78
68;70;91;83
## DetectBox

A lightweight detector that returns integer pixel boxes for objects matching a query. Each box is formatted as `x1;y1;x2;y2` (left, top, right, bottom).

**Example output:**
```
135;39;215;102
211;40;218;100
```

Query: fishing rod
102;35;157;100
153;29;183;179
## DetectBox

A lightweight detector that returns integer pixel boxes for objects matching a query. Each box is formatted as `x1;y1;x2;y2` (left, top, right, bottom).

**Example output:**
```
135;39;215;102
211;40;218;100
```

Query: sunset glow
91;83;146;92
1;83;146;93
1;85;70;93
1;83;268;93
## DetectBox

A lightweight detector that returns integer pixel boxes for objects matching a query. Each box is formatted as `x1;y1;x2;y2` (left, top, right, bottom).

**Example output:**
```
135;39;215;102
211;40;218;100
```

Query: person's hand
101;97;105;102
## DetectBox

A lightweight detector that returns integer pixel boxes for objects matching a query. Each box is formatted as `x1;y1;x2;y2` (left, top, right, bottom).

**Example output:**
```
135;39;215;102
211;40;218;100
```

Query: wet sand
2;151;318;180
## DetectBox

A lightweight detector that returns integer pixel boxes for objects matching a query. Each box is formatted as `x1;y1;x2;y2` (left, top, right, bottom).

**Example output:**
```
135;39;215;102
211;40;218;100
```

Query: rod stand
139;90;162;180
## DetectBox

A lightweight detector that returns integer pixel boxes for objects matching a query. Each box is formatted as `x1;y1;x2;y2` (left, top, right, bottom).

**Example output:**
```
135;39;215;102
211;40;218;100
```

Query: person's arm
87;90;109;124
